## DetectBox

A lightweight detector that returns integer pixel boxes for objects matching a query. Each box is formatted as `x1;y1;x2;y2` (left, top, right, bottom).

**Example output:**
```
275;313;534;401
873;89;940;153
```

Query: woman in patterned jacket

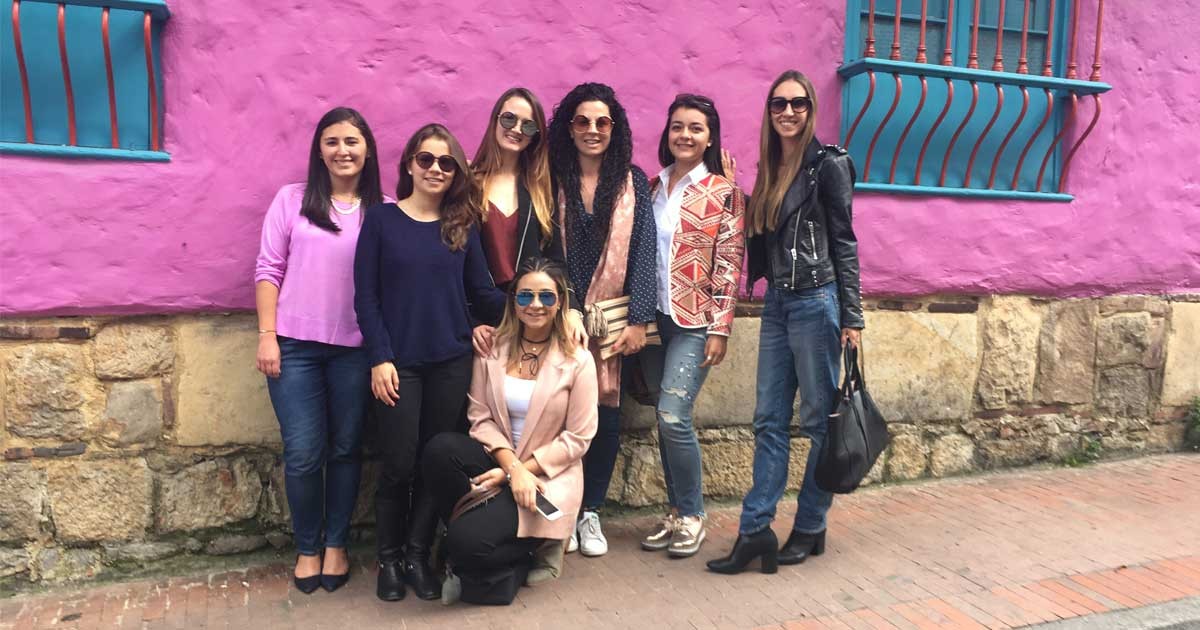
638;94;745;558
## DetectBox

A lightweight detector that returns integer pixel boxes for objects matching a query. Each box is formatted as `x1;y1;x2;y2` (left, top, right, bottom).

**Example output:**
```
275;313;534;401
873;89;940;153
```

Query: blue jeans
642;311;711;517
266;337;369;555
739;284;841;536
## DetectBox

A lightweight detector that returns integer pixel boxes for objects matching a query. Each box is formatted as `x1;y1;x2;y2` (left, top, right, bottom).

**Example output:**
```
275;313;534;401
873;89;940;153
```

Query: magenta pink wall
2;1;1198;315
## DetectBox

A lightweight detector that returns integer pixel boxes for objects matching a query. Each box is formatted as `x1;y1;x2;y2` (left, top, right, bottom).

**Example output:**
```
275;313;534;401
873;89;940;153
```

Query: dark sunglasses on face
515;289;558;308
571;115;613;134
413;151;458;173
769;96;812;115
498;111;539;138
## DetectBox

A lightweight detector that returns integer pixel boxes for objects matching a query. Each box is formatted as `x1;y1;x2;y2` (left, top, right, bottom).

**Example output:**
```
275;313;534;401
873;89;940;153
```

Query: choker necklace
519;333;551;376
331;196;360;215
522;332;552;344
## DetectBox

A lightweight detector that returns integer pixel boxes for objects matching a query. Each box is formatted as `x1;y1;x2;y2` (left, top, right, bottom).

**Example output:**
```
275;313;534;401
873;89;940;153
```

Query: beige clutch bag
584;295;662;360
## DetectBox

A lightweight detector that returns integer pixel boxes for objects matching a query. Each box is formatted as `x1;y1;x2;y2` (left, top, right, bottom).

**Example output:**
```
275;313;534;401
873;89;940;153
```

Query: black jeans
374;352;473;562
581;404;621;510
421;432;543;571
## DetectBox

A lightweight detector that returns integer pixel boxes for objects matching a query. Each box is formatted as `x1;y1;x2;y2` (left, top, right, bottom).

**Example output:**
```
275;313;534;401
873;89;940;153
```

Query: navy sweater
353;203;505;368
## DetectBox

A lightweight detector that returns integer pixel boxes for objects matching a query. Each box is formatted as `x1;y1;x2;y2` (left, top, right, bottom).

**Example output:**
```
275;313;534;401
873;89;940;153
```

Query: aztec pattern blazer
651;173;746;336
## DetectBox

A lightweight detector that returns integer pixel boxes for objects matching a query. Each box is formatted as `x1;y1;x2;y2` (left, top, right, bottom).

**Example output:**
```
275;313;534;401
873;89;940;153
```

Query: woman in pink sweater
254;107;385;594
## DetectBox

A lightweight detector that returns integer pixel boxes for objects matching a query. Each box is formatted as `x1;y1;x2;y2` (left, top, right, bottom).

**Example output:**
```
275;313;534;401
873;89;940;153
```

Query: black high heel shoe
705;529;778;575
779;529;826;566
293;553;322;594
320;549;351;593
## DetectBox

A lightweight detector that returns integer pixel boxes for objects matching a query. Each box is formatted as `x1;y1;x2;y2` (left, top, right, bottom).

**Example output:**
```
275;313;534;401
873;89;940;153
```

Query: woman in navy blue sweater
354;123;505;602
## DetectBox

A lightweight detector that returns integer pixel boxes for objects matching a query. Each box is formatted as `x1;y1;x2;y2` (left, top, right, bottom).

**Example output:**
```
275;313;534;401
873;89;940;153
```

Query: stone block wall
607;294;1198;504
2;295;1197;586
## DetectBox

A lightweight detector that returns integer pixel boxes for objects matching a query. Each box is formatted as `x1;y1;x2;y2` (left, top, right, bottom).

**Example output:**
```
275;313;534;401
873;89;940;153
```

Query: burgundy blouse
480;202;519;288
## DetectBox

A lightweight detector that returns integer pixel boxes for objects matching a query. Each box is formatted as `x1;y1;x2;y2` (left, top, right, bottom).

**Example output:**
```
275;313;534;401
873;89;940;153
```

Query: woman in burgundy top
470;88;586;352
471;88;560;288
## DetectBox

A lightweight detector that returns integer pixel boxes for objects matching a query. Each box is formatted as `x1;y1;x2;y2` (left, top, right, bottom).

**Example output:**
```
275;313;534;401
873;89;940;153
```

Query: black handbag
815;344;890;494
623;350;662;407
446;483;531;605
457;556;532;605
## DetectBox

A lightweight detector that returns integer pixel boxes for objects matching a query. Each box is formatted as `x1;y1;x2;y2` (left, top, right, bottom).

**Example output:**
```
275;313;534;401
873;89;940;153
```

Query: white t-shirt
504;375;537;448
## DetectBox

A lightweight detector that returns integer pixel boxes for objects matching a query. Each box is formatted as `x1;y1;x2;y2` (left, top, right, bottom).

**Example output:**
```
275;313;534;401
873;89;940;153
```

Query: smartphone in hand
535;491;563;521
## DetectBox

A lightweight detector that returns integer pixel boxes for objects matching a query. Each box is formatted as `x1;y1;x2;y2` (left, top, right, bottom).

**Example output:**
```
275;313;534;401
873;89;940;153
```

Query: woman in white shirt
639;94;745;558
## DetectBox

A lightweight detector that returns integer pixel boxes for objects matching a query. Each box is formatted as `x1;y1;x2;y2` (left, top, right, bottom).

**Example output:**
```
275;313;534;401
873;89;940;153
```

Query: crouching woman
422;257;598;604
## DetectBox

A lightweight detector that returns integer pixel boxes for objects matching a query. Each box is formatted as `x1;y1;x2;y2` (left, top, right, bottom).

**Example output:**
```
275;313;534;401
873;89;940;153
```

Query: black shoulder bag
815;344;890;493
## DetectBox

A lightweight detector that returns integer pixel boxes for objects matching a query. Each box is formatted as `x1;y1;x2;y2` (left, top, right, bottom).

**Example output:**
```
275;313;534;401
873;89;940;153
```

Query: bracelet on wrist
258;329;276;335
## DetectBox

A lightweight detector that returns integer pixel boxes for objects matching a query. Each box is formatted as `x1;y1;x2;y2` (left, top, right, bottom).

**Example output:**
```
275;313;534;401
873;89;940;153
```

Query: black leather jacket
510;182;580;311
746;139;864;329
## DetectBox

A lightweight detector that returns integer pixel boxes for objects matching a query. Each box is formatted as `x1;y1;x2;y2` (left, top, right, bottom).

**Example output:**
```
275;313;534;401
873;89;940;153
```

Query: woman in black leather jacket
707;69;864;575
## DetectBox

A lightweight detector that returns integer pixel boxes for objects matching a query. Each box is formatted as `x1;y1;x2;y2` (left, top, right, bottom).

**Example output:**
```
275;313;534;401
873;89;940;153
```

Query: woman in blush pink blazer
422;257;598;604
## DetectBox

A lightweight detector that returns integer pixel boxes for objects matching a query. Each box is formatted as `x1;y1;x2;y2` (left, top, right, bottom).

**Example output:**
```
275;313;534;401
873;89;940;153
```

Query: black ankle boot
705;529;778;575
403;553;441;600
779;529;826;566
403;491;442;600
376;560;406;601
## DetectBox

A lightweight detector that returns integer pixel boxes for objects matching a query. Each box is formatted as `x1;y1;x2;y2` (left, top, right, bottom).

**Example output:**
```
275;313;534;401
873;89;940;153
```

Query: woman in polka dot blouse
546;82;657;557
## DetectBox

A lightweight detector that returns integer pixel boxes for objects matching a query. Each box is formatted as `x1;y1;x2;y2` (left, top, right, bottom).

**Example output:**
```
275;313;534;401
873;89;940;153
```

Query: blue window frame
1;0;169;161
838;0;1111;201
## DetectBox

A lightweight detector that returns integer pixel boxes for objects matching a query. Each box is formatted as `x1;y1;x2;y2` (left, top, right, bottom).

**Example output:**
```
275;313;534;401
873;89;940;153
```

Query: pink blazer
467;340;598;540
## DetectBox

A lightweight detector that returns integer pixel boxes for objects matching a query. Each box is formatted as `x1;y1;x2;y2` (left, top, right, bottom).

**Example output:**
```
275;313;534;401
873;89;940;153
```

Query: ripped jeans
643;311;713;517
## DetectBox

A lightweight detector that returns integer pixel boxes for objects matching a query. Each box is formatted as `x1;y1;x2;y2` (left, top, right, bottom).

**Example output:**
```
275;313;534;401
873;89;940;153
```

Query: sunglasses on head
498;111;539;138
514;289;558;308
571;115;613;134
769;96;812;115
413;151;457;173
674;93;714;107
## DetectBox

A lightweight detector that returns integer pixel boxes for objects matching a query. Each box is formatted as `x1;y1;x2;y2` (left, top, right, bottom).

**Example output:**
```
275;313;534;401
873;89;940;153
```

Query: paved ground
1026;596;1200;629
3;453;1199;630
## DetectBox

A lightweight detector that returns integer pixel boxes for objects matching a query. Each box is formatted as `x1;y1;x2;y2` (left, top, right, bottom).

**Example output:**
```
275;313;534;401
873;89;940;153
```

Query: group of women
253;69;864;605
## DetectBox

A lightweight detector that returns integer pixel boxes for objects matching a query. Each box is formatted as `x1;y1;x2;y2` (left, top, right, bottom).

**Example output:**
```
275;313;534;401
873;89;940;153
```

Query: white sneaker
577;511;608;557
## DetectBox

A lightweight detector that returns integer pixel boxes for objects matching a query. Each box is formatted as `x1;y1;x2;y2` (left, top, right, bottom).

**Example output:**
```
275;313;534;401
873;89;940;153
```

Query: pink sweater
254;183;382;348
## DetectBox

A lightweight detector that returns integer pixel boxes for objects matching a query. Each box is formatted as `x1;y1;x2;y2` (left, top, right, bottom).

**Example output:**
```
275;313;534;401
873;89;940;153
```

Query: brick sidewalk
3;454;1198;630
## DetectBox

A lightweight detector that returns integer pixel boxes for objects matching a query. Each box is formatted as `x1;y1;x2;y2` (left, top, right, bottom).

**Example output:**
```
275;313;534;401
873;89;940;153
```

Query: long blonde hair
472;88;554;247
494;257;577;370
747;70;819;236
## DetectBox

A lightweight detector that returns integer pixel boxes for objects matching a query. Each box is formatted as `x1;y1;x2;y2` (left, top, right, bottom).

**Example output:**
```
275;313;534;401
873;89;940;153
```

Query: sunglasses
674;93;714;107
498;111;539;138
514;289;558;308
412;151;457;173
768;96;812;115
571;115;613;134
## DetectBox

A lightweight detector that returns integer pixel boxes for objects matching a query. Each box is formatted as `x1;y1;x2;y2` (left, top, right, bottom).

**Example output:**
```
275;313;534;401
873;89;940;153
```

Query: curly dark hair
547;82;633;241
